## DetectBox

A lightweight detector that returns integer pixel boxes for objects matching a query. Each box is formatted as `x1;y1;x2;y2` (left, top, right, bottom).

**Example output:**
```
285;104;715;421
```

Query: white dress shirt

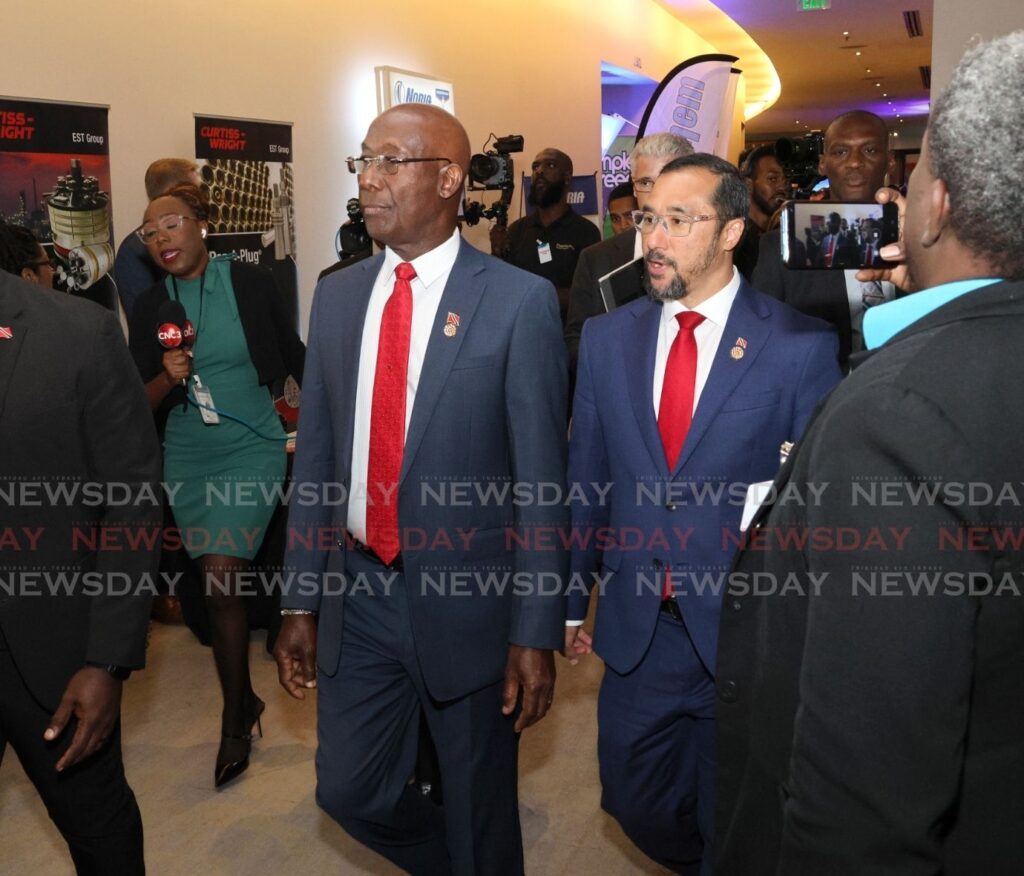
347;229;461;542
652;266;741;418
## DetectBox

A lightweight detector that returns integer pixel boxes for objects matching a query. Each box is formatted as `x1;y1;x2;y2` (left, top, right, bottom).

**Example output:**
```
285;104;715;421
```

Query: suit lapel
0;285;27;424
624;299;669;475
673;282;771;475
332;257;380;477
400;240;485;482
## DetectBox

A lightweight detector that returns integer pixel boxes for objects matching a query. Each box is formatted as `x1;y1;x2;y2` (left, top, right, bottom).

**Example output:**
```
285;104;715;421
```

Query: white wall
4;0;731;335
933;0;1024;94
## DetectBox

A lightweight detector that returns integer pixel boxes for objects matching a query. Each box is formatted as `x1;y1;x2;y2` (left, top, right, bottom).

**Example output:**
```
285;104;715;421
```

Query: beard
528;176;566;208
643;239;719;301
644;265;689;301
752;189;784;218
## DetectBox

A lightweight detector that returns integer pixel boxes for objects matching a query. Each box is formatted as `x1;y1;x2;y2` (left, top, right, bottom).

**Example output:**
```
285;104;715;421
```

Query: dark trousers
314;549;523;876
598;609;716;876
0;643;144;875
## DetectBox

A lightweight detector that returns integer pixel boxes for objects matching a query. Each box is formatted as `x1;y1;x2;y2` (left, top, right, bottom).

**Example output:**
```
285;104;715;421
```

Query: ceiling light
875;82;881;87
882;93;888;97
866;68;872;73
843;31;849;37
856;51;862;56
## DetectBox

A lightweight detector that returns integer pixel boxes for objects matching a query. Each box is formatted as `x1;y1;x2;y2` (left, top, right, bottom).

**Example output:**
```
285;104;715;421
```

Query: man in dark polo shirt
492;147;600;324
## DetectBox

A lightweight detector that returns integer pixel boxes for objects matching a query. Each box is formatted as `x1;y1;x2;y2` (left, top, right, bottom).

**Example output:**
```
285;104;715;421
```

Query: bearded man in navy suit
565;153;840;874
274;104;568;875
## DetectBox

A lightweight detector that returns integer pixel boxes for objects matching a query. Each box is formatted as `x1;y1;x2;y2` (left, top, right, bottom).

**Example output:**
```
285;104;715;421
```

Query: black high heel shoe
214;696;265;789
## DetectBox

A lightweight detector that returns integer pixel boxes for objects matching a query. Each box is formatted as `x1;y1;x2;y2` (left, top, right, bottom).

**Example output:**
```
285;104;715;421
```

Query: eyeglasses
346;155;452;175
136;214;199;244
632;176;657;193
631;210;717;237
27;256;57;271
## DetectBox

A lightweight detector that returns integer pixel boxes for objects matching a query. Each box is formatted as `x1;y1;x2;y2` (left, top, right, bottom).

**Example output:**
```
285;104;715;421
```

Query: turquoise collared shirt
863;278;1001;350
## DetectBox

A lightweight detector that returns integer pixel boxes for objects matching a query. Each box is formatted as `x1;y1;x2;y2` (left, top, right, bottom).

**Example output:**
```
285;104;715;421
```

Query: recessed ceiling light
882;93;888;97
843;31;850;37
875;82;881;87
866;68;872;73
856;51;862;56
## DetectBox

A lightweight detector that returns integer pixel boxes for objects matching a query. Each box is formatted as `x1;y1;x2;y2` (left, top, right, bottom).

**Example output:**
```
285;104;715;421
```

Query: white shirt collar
660;266;741;327
382;228;461;288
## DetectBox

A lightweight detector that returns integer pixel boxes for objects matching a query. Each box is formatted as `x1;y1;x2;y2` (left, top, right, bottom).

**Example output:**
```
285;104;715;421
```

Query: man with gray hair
715;30;1024;874
565;132;694;371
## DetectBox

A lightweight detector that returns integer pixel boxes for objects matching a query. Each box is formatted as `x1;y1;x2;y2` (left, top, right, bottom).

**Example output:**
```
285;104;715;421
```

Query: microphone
156;300;187;349
156;300;192;405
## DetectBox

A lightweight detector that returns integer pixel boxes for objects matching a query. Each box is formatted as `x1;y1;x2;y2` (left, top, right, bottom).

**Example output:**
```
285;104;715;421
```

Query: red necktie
658;310;705;602
826;236;836;267
366;262;416;565
658;310;706;471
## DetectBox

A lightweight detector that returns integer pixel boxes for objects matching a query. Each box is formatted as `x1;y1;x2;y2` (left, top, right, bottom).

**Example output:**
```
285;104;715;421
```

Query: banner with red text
0;96;118;310
194;114;297;328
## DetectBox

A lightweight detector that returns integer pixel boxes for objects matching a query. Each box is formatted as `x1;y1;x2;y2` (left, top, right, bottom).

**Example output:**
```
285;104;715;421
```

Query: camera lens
470;154;500;184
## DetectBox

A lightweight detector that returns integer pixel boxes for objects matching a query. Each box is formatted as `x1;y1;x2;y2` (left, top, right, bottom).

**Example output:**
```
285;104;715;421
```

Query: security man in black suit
716;31;1024;874
0;269;161;874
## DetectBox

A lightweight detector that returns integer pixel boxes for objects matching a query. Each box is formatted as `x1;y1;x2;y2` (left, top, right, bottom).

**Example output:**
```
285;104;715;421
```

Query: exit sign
800;0;831;9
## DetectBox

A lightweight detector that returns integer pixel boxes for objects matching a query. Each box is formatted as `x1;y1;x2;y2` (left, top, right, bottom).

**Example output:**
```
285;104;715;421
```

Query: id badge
537;240;553;264
193;375;220;425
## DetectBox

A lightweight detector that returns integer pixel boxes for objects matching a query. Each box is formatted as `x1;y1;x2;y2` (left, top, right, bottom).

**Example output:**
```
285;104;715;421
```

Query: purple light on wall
872;98;931;118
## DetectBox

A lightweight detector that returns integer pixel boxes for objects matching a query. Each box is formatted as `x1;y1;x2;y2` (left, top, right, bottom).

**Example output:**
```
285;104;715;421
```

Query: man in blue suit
273;104;568;874
565;153;840;874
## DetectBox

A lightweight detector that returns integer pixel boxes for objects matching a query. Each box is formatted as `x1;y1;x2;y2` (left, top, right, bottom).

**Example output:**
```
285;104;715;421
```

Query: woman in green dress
129;184;304;788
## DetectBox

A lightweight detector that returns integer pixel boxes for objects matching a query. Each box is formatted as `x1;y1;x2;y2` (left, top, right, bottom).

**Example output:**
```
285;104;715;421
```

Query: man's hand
562;625;593;666
45;667;122;772
855;187;916;291
502;645;555;733
273;614;318;699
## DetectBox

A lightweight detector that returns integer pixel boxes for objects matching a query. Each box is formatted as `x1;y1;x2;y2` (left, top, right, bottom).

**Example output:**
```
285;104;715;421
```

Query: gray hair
629;132;694;172
929;30;1024;278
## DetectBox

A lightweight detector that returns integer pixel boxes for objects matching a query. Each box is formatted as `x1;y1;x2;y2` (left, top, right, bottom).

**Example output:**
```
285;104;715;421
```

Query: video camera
463;133;524;228
774;132;825;198
335;197;372;261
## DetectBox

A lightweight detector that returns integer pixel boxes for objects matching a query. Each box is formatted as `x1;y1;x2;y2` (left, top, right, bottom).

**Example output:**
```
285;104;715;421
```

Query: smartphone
780;200;899;270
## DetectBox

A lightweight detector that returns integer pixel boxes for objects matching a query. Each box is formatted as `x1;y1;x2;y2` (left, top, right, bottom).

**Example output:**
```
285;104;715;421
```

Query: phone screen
780;200;899;270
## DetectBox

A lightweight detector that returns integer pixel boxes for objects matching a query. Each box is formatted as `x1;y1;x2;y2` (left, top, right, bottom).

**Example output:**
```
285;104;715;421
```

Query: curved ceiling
659;0;933;139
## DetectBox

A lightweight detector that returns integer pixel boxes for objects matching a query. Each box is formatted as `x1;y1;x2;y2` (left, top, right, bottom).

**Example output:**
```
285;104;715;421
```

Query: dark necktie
366;262;416;565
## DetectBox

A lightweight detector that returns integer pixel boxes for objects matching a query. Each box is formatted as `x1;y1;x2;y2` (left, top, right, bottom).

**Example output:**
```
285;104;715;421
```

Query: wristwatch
86;662;132;680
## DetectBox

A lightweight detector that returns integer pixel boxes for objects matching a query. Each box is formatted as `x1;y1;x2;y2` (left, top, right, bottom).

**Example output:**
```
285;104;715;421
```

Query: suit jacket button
718;680;738;703
666;502;677;511
731;599;742;611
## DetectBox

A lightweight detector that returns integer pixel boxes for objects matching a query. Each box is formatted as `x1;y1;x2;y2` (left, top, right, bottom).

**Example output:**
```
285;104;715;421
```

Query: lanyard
169;269;206;356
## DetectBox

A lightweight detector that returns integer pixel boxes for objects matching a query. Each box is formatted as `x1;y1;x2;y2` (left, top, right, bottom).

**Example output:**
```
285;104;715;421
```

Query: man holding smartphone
752;110;897;368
